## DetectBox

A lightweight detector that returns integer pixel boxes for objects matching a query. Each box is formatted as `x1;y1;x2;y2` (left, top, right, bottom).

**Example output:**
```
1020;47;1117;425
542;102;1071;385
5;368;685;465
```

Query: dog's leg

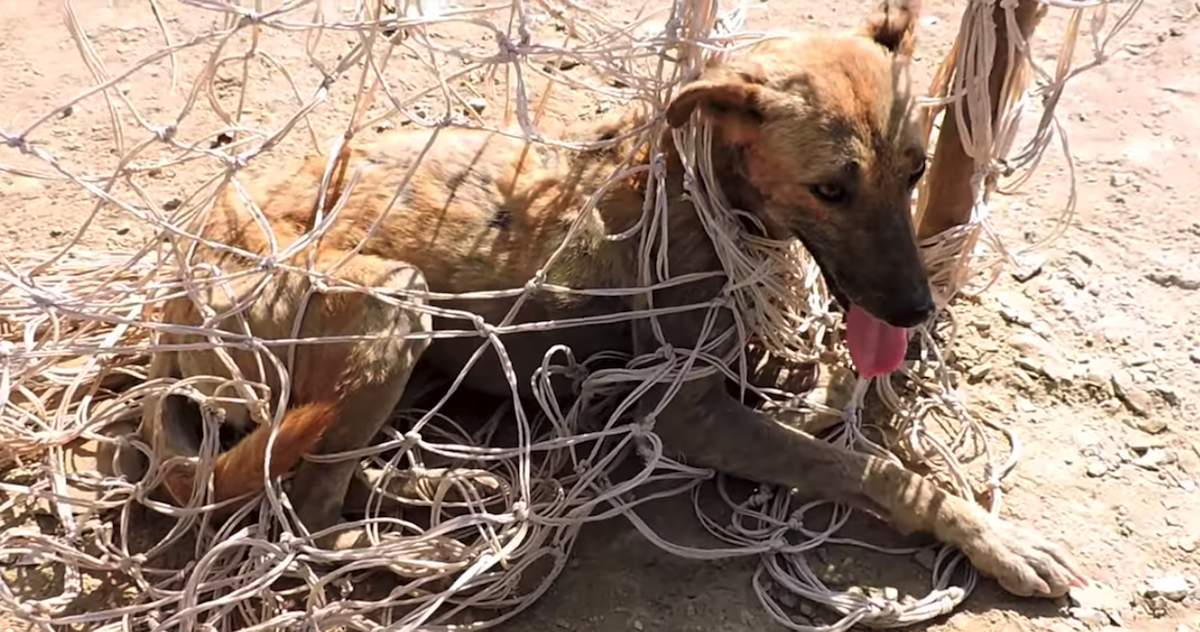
646;377;1082;598
285;259;431;538
634;275;1080;598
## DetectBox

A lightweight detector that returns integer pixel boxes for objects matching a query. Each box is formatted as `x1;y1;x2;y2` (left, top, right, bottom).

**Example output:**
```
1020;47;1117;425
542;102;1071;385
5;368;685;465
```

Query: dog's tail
165;401;338;505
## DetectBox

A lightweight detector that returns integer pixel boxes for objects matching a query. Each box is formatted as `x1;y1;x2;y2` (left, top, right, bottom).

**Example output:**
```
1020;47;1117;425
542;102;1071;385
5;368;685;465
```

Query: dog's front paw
960;514;1087;598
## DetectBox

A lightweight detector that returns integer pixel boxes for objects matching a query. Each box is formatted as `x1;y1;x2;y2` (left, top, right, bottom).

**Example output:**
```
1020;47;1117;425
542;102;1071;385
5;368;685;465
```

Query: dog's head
665;0;933;333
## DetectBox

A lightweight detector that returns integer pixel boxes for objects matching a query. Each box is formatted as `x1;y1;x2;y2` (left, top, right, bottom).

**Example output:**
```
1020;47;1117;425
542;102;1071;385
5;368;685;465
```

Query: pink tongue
846;304;909;378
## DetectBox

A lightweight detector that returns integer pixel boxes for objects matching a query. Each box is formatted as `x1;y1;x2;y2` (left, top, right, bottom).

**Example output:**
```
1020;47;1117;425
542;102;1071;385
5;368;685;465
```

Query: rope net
0;0;1140;630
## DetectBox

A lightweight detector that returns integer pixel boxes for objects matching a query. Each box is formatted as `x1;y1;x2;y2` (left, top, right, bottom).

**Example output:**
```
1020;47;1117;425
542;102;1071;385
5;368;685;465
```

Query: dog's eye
810;183;846;204
908;160;927;188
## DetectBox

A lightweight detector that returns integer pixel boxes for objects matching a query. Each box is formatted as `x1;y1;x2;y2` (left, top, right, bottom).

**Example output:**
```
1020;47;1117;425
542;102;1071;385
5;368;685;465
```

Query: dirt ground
1;0;1199;630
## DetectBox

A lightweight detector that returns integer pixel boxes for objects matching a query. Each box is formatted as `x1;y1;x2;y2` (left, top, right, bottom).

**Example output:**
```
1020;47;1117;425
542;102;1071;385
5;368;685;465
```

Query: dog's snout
886;293;935;329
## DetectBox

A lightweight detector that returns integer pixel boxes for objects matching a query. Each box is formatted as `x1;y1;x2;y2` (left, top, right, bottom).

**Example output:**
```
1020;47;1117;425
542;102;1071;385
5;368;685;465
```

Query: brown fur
112;0;1085;599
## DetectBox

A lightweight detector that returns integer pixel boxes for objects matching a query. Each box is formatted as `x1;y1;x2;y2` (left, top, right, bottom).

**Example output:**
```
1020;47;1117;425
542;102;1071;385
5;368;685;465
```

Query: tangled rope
0;0;1141;630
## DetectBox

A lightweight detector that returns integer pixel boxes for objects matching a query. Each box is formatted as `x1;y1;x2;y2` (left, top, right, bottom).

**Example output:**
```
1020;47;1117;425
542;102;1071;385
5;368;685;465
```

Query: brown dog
117;0;1083;599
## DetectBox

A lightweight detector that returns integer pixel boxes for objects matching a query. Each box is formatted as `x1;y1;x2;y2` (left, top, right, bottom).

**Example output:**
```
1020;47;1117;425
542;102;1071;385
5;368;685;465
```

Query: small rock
1016;357;1043;375
1000;306;1035;327
1128;435;1166;452
1190;348;1200;364
1146;269;1200;291
1008;332;1048;355
1181;480;1197;493
1086;461;1109;478
1143;576;1192;602
1131;416;1168;435
543;58;581;72
1068;606;1111;627
1181;539;1197;553
632;620;644;631
1153;385;1181;407
1011;255;1045;283
1132;448;1175;471
1112;373;1155;418
966;364;992;383
114;224;130;236
467;98;487;113
1065;267;1089;289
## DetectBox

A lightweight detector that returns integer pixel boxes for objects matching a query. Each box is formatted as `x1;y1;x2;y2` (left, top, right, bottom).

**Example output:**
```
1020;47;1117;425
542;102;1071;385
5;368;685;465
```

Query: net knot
523;270;546;293
494;32;520;61
117;553;147;572
2;132;29;153
470;314;494;337
512;500;530;522
153;125;177;143
225;151;251;172
632;413;655;436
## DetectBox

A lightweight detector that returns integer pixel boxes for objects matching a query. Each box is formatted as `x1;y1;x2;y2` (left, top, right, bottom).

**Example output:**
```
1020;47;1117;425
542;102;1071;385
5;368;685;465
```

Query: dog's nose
886;294;936;329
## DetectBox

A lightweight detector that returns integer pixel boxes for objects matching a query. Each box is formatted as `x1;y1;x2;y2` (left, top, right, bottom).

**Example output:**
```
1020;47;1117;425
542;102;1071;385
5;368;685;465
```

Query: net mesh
0;0;1141;629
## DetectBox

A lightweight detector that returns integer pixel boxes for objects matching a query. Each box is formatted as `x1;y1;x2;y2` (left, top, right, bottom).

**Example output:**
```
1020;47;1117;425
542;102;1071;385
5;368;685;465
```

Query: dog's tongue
846;304;909;378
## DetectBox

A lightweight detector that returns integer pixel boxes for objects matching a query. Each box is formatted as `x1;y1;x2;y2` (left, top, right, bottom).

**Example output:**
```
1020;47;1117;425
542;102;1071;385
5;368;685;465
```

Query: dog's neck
573;109;766;240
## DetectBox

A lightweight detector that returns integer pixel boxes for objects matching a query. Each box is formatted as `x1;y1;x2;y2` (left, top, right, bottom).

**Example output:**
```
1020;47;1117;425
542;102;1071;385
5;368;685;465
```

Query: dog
111;0;1084;600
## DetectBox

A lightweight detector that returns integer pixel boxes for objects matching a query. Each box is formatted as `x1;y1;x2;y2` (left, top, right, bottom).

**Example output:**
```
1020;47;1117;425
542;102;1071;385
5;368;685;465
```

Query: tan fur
114;0;1084;599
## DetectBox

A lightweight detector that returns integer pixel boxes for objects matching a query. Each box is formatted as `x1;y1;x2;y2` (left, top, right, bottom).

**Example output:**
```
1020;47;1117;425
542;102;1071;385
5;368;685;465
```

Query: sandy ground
1;0;1199;630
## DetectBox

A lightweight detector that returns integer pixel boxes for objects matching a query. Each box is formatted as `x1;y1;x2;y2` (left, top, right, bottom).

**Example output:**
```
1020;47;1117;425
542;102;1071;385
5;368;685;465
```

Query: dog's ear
665;75;765;129
859;0;921;58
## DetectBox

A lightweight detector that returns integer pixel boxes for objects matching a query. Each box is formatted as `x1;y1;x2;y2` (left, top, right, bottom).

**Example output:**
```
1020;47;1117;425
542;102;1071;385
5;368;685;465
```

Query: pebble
1131;416;1169;435
1146;269;1200;291
1154;385;1181;406
1132;448;1175;471
1128;435;1166;452
967;363;992;383
467;98;487;113
1065;267;1089;289
1190;348;1200;364
1069;582;1124;626
1068;606;1111;627
1011;254;1045;283
1111;372;1155;419
1000;306;1035;327
1143;576;1192;602
1181;539;1197;553
1086;461;1109;478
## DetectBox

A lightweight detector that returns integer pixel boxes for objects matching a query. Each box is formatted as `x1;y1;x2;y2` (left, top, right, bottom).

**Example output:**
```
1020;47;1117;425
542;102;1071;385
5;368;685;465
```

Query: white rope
0;0;1140;629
